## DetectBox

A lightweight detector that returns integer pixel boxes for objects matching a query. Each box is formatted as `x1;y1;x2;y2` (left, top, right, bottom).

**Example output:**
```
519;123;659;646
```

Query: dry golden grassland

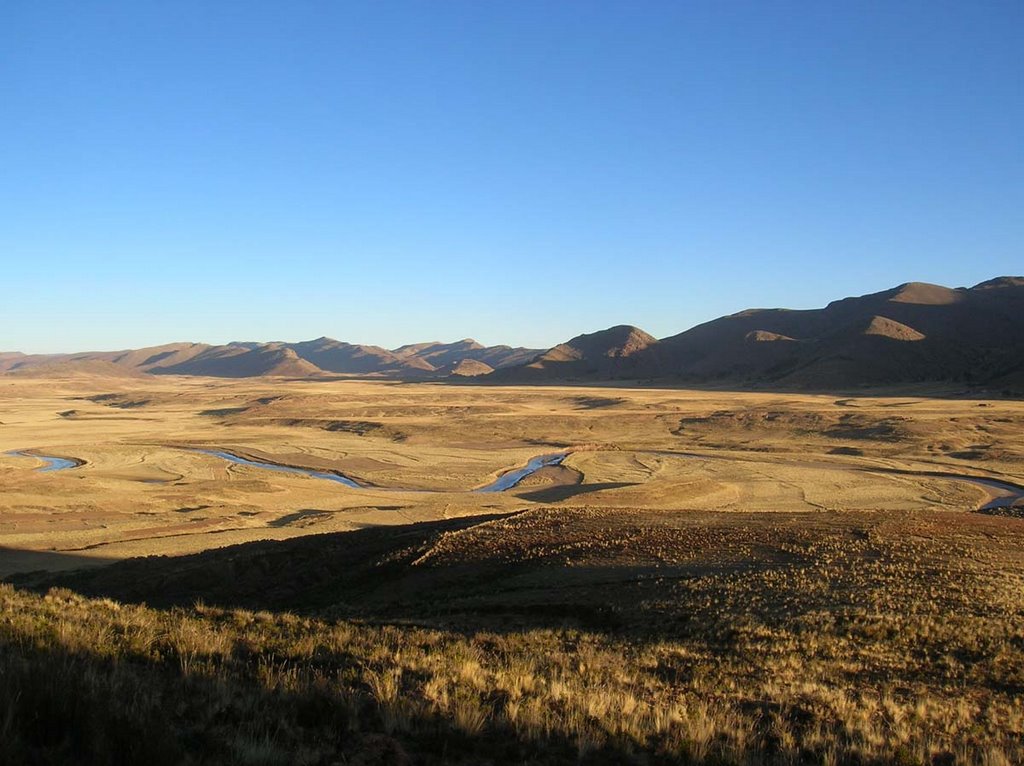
2;374;1021;571
1;374;1023;764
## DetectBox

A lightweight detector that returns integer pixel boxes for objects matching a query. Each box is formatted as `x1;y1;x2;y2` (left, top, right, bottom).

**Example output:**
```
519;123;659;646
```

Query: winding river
6;446;1022;509
475;453;568;493
5;450;81;472
194;448;568;493
193;449;363;488
953;476;1023;511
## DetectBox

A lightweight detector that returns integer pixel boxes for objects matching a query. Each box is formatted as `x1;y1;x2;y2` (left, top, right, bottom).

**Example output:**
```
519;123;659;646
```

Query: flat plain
3;374;1022;572
2;373;1024;764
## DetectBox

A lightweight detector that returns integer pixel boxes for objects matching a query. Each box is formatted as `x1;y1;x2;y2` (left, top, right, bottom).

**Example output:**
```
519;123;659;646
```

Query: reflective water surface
6;451;80;472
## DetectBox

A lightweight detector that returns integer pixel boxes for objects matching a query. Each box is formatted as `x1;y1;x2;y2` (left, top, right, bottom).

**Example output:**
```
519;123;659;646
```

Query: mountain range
4;276;1023;391
0;337;540;380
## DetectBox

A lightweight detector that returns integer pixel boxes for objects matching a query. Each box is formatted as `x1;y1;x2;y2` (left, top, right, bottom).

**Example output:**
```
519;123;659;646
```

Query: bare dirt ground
1;374;1022;575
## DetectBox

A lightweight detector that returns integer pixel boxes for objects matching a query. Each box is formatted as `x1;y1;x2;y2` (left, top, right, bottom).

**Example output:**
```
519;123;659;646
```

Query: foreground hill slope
7;505;1023;763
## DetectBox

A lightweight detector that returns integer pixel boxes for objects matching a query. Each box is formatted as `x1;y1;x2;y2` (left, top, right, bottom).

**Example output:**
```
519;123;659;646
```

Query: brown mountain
0;343;215;375
482;276;1023;389
3;276;1021;389
0;352;28;373
392;338;541;370
151;344;323;378
392;339;484;367
6;359;146;378
493;325;658;381
637;277;1024;387
284;337;433;376
108;342;215;370
0;336;542;380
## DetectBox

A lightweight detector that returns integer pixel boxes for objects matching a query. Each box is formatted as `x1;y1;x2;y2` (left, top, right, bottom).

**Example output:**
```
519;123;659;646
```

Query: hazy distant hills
3;276;1022;390
0;337;541;380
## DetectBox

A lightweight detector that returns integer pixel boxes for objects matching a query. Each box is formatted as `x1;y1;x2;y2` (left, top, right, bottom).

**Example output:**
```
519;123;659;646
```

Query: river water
5;450;80;472
8;446;1022;509
195;448;569;493
194;449;363;488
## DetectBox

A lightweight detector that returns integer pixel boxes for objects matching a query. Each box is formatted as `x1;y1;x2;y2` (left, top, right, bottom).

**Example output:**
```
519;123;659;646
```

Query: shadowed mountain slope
393;338;541;370
483;277;1023;389
151;344;323;378
393;338;484;367
494;325;658;381
285;337;433;376
635;277;1024;387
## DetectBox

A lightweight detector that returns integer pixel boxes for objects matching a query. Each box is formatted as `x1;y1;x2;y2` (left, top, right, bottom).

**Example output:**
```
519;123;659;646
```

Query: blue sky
2;1;1021;353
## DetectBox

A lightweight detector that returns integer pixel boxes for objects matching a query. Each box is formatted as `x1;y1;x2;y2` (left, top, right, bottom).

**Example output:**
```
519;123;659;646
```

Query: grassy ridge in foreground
3;507;1024;764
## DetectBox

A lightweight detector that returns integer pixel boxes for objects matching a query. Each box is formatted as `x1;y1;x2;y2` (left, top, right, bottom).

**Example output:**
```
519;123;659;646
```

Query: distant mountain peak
972;276;1024;290
887;282;962;305
492;324;658;380
562;325;657;358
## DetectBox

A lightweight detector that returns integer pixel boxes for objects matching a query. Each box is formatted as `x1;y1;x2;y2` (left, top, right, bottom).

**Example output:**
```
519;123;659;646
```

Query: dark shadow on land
0;547;115;579
401;375;1024;401
6;514;512;609
267;509;335;527
0;509;900;640
515;481;638;503
224;363;1024;400
11;505;1024;643
6;512;694;637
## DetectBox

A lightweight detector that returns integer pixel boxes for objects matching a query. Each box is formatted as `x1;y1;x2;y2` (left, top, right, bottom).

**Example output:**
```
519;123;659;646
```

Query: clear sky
2;1;1021;353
